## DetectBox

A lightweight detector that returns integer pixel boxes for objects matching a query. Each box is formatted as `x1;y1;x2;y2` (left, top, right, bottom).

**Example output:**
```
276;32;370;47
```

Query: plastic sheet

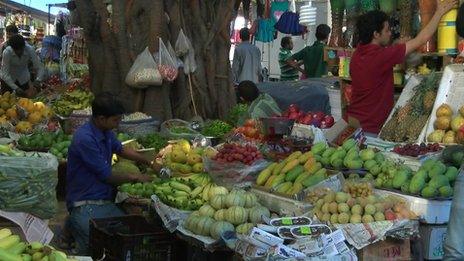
0;153;58;219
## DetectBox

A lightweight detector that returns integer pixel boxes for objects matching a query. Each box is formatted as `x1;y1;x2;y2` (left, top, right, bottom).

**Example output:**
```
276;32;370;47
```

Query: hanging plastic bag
158;38;179;82
125;47;162;88
183;40;197;74
166;41;182;69
175;29;190;57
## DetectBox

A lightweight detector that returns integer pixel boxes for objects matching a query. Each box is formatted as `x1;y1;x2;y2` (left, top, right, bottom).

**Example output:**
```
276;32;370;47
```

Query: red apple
301;115;313;125
320;120;328;129
288;104;299;113
288;112;300;120
323;115;335;127
313;111;325;121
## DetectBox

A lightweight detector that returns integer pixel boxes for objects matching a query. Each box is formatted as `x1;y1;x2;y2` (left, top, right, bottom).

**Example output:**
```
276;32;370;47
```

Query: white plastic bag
158;38;179;82
175;29;190;57
125;47;162;88
183;39;197;74
167;41;182;69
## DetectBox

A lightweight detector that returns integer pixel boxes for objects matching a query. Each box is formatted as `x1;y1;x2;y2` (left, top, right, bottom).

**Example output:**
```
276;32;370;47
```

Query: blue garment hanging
255;19;276;43
274;11;306;35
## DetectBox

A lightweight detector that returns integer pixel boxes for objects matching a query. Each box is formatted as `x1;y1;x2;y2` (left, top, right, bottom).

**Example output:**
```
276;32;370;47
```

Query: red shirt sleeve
378;44;406;71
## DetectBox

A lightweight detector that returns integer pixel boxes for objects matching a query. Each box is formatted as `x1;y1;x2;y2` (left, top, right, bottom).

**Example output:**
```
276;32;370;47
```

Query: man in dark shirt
66;93;159;255
0;25;18;58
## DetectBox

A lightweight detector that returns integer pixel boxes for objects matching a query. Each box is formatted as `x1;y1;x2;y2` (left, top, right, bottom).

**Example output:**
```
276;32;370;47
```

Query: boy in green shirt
287;24;331;78
278;37;299;81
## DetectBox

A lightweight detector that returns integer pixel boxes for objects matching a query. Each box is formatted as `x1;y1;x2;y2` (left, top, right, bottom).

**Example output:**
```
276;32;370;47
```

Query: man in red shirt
346;0;457;134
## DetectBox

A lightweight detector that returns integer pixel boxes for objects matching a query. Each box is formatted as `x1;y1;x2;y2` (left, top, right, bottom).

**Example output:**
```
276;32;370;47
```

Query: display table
257;78;340;117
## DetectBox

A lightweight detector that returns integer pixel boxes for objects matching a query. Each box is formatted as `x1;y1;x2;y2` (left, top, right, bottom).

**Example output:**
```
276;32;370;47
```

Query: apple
323;115;335;127
301;115;313;125
289;112;300;120
313;111;325;120
321;120;328;129
288;104;299;113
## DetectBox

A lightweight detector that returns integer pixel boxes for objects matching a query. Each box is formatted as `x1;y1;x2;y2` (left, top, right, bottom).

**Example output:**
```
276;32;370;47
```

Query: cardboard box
358;238;411;261
323;117;364;145
420;224;447;260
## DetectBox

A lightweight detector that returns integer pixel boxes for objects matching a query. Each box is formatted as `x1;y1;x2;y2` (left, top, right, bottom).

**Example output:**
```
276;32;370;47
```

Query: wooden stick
188;73;198;116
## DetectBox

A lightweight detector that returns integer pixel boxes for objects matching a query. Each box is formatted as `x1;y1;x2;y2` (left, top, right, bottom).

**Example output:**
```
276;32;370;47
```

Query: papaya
285;165;305;182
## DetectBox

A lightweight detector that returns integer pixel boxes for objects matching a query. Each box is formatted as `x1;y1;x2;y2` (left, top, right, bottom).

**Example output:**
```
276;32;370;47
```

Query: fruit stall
1;68;463;259
1;1;464;260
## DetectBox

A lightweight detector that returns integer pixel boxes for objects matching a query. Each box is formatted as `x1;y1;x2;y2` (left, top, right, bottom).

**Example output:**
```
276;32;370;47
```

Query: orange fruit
28;112;42;124
5;108;17;119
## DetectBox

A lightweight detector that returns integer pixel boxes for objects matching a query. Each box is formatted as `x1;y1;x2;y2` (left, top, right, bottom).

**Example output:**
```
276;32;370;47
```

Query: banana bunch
0;228;75;261
418;63;431;75
153;173;215;211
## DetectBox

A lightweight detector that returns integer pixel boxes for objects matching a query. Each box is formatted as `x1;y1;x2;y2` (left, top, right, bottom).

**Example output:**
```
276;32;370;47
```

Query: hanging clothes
255;18;276;43
270;0;289;25
274;11;307;35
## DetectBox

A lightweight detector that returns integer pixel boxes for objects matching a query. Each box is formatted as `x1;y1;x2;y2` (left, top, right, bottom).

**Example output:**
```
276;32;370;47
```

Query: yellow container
438;8;458;55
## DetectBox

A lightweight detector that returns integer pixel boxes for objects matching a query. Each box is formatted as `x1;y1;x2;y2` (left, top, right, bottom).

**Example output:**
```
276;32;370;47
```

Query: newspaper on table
150;195;191;232
291;124;327;144
0;210;53;244
302;173;345;195
176;219;217;248
333;219;419;249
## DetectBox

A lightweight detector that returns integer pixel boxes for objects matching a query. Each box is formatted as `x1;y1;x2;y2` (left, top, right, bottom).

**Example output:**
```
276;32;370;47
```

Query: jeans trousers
443;171;464;260
68;203;125;256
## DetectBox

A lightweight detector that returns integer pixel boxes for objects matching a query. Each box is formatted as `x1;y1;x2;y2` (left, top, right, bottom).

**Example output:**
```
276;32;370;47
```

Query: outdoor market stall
0;0;463;260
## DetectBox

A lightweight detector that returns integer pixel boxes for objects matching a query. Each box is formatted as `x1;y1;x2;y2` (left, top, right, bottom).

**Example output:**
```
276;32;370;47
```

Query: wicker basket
64;113;90;134
118;118;160;137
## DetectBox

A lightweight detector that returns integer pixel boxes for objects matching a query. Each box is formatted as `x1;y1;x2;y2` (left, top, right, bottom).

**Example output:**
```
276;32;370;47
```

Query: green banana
7;242;26;255
173;190;190;197
190;185;204;198
169;181;192;193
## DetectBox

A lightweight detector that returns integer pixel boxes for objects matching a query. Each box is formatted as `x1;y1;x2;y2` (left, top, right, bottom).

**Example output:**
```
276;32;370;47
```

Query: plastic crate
90;215;180;261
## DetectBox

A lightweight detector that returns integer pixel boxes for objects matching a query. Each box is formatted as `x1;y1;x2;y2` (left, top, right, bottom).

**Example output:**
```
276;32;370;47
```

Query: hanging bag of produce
158;38;179;82
125;47;162;88
166;41;182;69
175;29;190;57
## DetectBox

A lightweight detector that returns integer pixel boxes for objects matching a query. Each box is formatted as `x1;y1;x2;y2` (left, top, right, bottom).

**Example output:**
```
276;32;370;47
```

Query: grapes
213;143;262;165
392;143;442;157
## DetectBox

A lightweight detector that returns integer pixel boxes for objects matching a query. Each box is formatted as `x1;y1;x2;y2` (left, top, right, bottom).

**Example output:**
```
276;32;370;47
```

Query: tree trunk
72;0;238;121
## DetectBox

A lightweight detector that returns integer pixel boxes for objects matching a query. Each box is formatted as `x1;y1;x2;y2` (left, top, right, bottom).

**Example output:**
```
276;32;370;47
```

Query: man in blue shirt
66;92;157;255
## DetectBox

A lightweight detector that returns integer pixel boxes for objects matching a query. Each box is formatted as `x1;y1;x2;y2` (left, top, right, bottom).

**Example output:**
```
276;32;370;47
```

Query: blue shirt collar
89;120;107;141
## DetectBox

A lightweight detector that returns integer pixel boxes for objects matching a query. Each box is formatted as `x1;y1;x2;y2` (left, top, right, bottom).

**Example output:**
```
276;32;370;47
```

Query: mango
421;186;438;198
439;186;453;198
428;175;449;189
